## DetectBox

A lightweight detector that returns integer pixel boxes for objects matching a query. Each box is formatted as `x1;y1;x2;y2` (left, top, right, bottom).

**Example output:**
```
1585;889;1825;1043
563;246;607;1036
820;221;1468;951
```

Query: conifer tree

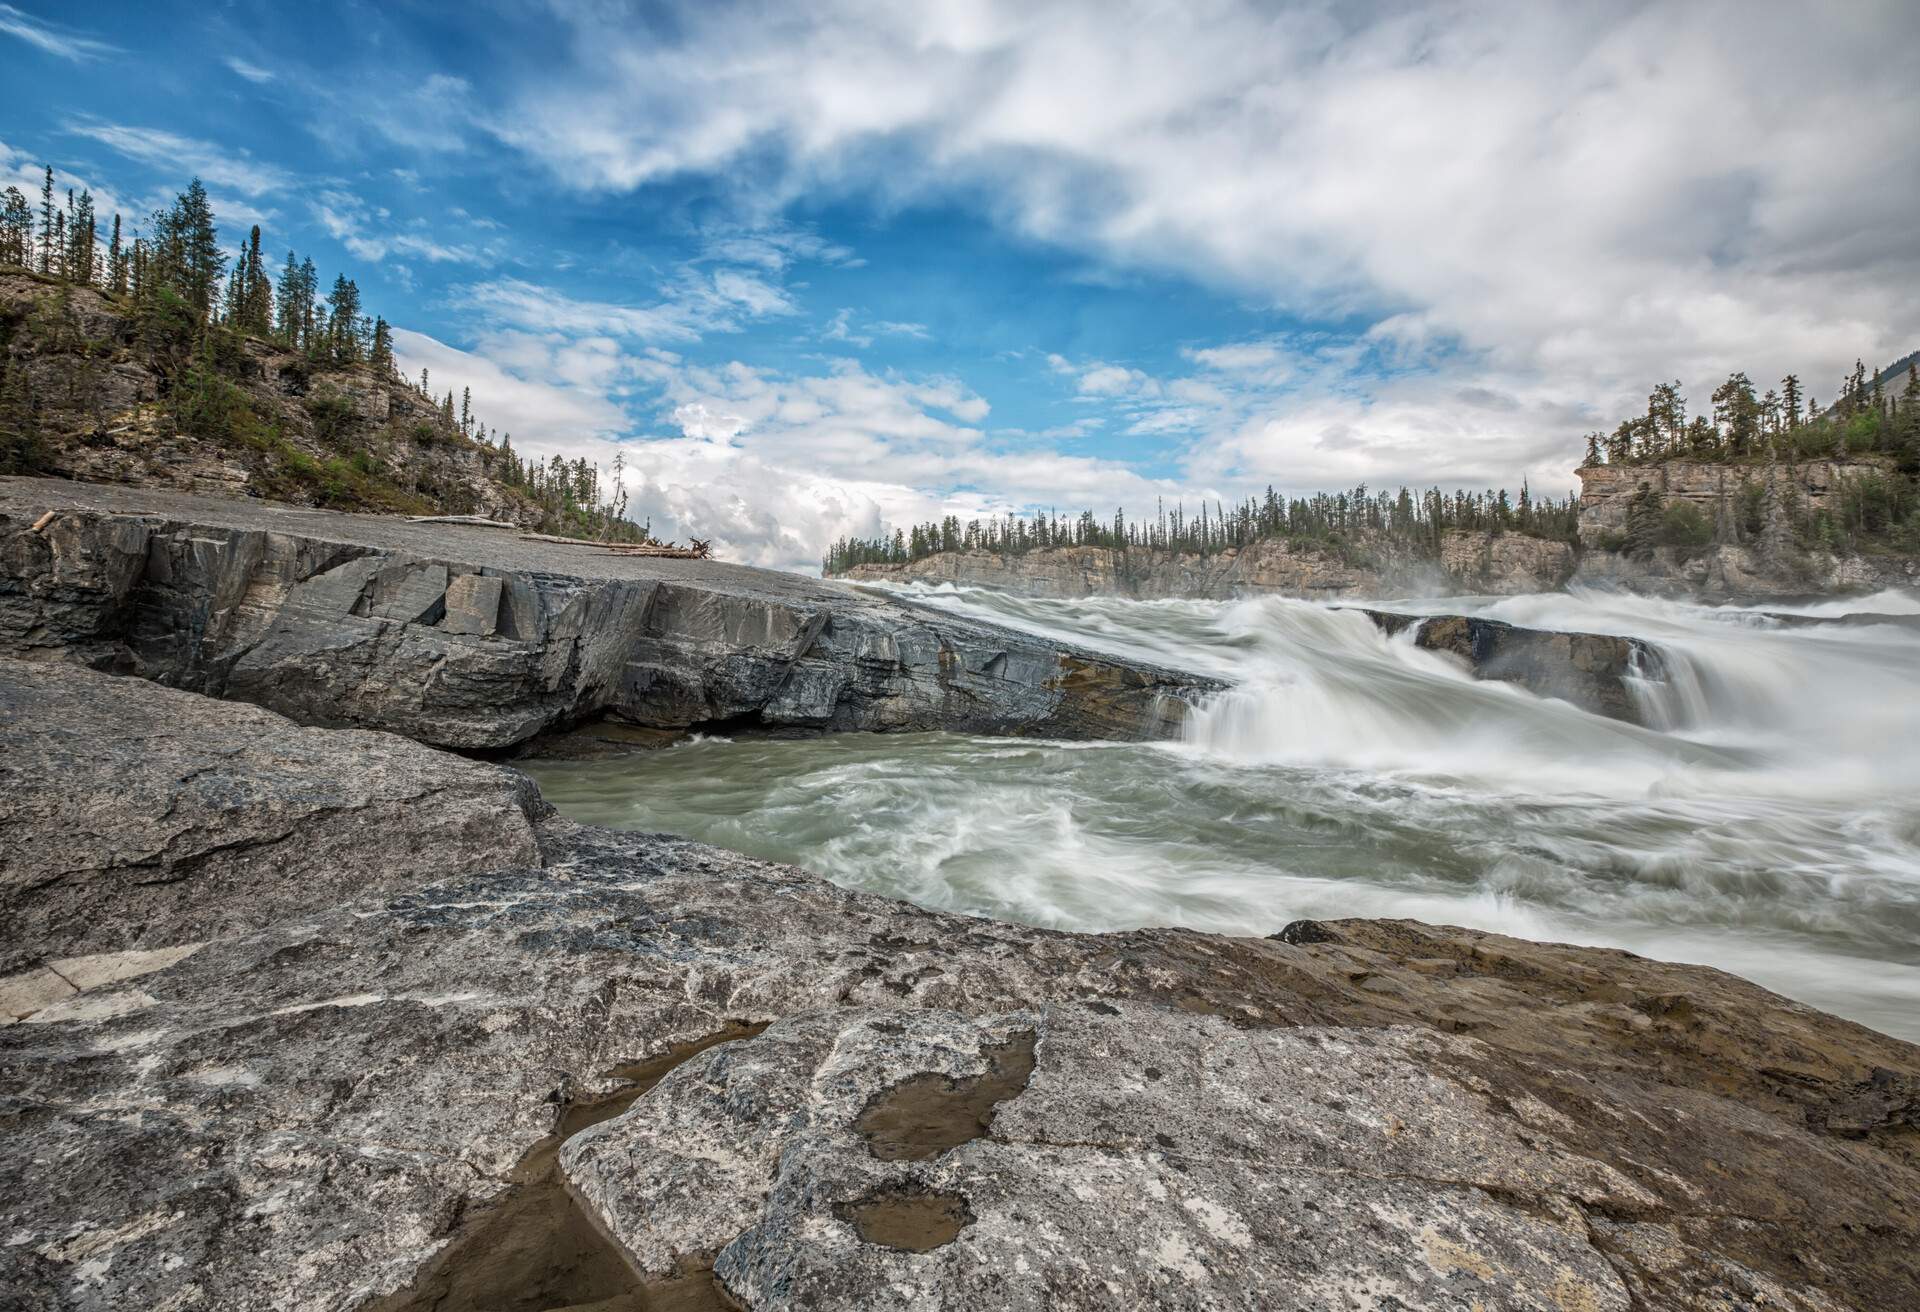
1781;374;1802;428
65;190;95;285
0;187;31;267
37;166;54;274
106;213;125;295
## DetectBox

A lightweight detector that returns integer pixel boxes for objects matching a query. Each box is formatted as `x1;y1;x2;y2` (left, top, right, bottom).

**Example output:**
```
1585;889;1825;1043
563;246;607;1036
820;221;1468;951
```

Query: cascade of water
531;581;1920;1040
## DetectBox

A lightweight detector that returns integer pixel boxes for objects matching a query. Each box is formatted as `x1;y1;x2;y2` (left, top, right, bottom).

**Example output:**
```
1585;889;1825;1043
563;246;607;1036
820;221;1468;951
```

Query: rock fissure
363;1024;768;1312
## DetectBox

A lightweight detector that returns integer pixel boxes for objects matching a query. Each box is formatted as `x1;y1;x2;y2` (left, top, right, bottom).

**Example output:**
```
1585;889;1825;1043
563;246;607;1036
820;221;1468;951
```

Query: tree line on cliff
0;167;644;541
823;483;1579;575
1581;360;1920;468
1584;361;1920;559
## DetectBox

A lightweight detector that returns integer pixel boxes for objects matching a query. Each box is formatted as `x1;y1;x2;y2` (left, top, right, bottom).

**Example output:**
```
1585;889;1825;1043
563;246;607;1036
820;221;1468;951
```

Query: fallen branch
515;532;712;559
30;511;56;533
406;515;521;528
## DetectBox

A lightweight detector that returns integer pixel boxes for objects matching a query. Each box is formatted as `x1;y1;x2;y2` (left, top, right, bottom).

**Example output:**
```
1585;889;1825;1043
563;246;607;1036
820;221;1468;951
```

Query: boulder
1353;608;1657;721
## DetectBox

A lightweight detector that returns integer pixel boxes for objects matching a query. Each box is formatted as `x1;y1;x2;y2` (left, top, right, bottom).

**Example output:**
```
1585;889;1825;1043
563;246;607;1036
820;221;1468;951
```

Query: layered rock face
0;656;544;983
1354;609;1655;721
3;660;1918;1310
1575;457;1893;538
0;477;1217;749
1574;458;1920;599
838;530;1575;600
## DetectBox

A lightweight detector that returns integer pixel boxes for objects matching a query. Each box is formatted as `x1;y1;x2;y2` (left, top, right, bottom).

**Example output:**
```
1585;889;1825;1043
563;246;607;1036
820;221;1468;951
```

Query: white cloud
390;320;1179;572
0;5;116;61
310;189;493;265
391;327;633;452
480;0;1918;496
224;56;275;84
69;122;294;196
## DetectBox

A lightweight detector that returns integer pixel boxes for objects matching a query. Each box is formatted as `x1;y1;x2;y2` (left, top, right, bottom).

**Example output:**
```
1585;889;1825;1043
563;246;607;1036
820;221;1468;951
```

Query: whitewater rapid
528;584;1920;1040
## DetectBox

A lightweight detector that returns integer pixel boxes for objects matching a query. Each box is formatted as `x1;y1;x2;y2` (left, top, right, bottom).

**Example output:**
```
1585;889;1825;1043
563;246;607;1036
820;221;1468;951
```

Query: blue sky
4;1;1916;569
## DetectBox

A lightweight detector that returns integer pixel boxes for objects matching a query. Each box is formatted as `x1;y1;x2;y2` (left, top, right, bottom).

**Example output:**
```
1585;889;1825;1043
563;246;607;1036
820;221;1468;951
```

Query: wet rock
0;657;544;978
0;478;1220;750
1353;608;1656;721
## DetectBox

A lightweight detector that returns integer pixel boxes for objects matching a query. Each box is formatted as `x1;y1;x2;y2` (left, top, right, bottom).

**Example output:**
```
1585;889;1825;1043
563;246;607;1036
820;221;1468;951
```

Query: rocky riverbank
4;656;1917;1310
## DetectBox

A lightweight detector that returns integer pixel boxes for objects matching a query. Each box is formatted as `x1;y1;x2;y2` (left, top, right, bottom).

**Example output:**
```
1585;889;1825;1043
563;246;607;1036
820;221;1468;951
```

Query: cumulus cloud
480;0;1917;486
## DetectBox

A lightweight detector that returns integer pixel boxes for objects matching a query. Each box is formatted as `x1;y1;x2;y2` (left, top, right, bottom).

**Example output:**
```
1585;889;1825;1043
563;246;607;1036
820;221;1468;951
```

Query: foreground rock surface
0;658;543;987
0;477;1217;749
2;667;1916;1311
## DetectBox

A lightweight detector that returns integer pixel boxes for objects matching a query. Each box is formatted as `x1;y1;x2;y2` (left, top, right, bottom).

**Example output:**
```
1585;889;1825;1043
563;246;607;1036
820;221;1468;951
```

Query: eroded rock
1353;608;1659;721
1;620;1917;1310
0;477;1219;749
0;657;543;979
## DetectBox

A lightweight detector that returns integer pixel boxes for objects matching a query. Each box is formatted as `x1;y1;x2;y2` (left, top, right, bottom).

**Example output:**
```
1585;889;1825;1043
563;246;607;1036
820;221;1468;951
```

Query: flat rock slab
2;820;1916;1310
570;1008;1642;1310
0;658;544;979
0;477;1220;750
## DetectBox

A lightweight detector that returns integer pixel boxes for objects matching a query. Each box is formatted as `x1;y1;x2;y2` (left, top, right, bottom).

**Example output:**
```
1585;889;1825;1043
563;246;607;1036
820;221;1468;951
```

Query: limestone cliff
1574;457;1920;599
837;529;1575;600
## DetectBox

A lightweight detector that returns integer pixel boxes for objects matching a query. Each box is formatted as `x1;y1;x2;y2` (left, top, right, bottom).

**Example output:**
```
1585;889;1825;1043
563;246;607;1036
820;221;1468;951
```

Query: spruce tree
37;166;54;274
369;316;393;372
106;213;124;295
0;187;30;267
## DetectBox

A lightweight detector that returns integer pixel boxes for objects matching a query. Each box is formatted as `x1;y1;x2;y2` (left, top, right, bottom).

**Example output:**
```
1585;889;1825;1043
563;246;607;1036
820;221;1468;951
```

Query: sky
3;1;1916;571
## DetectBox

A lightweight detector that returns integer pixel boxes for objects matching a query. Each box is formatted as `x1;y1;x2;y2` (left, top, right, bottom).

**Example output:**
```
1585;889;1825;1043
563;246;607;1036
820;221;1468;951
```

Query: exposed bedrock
0;477;1217;748
1353;608;1658;721
2;664;1917;1310
0;656;545;983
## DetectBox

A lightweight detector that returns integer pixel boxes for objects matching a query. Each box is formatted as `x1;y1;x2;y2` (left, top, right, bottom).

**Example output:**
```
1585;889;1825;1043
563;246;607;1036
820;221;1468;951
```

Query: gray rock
0;657;544;977
2;816;1915;1309
568;1008;1641;1310
439;572;501;635
0;478;1220;751
1352;608;1659;721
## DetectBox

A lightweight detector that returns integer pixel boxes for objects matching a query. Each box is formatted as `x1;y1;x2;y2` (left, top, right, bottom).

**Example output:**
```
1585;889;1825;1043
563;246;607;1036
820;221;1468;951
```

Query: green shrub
1658;501;1713;554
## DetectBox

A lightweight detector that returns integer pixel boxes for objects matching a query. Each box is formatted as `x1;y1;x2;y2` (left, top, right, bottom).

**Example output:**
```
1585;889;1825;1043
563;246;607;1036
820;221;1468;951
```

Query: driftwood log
516;533;713;559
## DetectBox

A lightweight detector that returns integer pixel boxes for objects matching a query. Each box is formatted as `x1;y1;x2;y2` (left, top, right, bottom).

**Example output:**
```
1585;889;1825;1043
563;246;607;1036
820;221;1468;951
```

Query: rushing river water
528;584;1920;1041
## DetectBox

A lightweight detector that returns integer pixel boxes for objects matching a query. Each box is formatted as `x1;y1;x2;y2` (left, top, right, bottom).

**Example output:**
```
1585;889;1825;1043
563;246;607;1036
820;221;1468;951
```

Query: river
527;584;1920;1041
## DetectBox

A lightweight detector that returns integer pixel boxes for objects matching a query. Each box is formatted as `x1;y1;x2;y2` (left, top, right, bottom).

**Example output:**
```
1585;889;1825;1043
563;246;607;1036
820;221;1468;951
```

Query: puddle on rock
836;1184;976;1253
854;1030;1037;1161
363;1022;764;1312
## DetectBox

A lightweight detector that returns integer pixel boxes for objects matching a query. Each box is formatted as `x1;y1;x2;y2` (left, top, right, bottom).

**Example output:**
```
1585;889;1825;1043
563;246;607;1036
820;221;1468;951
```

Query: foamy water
528;584;1920;1040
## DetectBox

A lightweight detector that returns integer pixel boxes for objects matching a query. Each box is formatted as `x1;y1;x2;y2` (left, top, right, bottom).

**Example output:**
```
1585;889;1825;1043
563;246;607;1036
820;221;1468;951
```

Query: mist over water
529;584;1920;1041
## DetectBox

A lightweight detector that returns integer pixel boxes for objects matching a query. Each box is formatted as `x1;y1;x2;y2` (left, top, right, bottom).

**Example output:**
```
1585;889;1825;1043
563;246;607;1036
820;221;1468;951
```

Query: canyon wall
1573;457;1920;599
837;530;1575;600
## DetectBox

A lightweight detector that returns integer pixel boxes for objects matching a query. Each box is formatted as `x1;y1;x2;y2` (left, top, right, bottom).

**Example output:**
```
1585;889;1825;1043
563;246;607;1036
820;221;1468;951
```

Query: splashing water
527;584;1920;1040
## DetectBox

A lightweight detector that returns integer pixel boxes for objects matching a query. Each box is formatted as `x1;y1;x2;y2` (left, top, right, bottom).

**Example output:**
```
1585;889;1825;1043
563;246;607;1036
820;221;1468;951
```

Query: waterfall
530;582;1920;1041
